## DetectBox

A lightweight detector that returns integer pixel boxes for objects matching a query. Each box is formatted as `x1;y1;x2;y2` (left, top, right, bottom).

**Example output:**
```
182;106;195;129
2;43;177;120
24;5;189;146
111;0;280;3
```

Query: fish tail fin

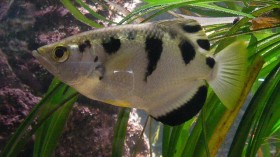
208;41;247;109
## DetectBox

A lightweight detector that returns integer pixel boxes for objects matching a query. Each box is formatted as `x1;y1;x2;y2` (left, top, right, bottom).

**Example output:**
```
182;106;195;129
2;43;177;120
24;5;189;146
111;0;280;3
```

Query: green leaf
120;0;255;24
246;63;280;156
228;61;280;157
75;0;116;24
60;0;103;28
215;5;280;52
247;34;258;60
191;3;255;18
167;124;184;156
1;79;78;157
33;85;77;157
112;108;131;157
261;141;272;157
272;121;280;135
162;125;171;157
173;119;194;157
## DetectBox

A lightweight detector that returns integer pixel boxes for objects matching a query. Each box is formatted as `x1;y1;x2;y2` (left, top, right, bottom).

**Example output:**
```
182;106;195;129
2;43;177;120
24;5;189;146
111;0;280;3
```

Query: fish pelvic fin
209;41;247;109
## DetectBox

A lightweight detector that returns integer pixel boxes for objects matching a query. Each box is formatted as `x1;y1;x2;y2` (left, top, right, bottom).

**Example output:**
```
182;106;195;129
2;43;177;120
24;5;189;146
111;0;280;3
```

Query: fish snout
32;49;60;75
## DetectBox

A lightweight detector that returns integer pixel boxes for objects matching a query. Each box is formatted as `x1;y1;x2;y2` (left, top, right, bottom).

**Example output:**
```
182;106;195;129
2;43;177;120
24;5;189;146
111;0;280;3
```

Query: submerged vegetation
1;0;280;156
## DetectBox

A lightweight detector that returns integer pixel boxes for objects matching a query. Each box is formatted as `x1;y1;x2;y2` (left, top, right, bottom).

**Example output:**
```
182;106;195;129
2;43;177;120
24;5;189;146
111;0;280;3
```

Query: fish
32;18;247;126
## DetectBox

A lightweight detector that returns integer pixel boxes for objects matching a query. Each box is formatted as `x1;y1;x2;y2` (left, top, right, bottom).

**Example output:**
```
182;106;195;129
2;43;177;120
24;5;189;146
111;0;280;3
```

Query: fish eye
52;46;69;62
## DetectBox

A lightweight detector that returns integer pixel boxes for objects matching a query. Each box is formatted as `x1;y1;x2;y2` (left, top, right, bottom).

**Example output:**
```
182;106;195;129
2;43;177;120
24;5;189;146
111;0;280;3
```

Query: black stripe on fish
145;37;163;81
182;24;202;33
154;85;207;126
197;39;210;51
206;57;215;68
78;40;91;52
102;37;121;54
179;40;196;65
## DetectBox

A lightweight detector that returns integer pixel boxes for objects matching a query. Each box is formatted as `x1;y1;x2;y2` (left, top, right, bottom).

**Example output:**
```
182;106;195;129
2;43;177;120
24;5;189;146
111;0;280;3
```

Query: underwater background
1;0;280;157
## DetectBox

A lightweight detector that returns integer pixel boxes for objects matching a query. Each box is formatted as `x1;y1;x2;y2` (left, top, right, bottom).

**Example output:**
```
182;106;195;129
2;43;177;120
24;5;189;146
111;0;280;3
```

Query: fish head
33;39;104;86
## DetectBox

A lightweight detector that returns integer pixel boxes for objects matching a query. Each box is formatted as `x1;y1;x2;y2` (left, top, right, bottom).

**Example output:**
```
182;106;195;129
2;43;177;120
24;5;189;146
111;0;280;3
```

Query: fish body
33;18;247;126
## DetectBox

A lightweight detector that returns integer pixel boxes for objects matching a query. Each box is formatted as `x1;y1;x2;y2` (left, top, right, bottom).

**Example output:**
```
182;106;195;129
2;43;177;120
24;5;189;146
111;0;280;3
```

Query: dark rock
0;49;22;89
0;48;40;154
0;87;40;149
55;103;118;157
0;0;12;21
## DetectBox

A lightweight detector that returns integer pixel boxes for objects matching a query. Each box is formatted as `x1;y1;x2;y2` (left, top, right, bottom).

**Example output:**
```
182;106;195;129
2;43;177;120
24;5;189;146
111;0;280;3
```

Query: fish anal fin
104;100;131;108
153;85;208;126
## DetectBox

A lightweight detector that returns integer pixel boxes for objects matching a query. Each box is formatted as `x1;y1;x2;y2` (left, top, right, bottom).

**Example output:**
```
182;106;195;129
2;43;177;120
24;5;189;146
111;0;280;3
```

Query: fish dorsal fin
157;18;203;32
157;18;210;54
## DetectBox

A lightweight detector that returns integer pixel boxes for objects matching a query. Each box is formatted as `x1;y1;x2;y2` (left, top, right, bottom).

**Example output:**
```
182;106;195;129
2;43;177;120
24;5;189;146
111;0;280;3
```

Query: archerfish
32;18;247;126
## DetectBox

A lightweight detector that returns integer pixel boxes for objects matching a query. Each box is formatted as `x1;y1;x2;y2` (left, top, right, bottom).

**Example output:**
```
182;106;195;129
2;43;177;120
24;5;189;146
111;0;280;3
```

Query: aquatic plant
1;0;280;157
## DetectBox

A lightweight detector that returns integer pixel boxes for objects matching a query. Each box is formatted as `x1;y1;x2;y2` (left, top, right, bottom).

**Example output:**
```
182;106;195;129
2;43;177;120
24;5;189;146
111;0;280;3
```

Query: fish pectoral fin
157;18;210;54
105;50;135;73
149;81;208;126
102;51;137;93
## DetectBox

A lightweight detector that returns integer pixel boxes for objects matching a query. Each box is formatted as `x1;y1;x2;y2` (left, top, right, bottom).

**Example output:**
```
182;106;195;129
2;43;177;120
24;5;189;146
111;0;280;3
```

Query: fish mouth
32;49;59;74
32;50;40;58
